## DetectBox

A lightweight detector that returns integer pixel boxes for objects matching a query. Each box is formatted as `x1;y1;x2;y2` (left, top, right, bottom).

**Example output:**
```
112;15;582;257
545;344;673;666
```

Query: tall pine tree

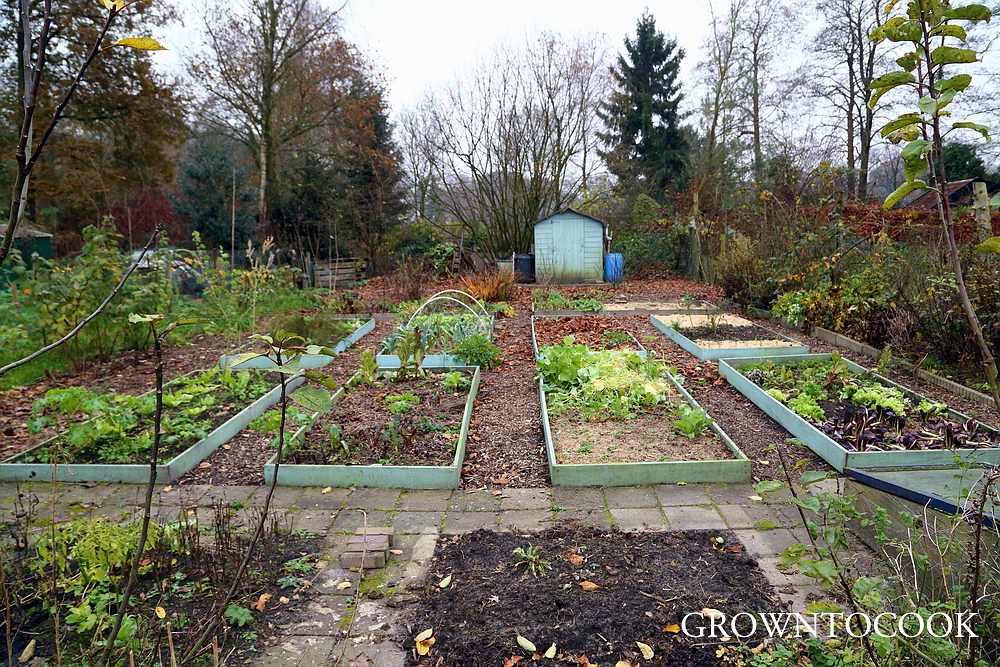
598;13;688;197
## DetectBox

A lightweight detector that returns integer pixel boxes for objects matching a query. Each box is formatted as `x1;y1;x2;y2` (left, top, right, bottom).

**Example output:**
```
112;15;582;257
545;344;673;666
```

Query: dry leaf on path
579;580;600;592
636;641;654;659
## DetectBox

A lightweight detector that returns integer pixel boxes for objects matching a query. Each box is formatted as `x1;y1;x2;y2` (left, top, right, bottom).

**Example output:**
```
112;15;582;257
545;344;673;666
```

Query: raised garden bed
719;353;1000;471
602;298;718;314
377;311;496;369
264;364;481;488
537;339;750;486
651;313;808;361
0;368;299;483
220;316;376;370
407;526;778;666
530;315;646;360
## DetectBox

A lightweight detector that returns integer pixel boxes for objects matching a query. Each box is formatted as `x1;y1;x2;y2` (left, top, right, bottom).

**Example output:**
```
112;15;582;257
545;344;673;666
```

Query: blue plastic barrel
604;253;624;283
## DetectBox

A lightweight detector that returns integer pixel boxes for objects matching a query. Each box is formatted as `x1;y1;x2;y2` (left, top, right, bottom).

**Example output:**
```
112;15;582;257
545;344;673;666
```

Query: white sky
158;1;717;116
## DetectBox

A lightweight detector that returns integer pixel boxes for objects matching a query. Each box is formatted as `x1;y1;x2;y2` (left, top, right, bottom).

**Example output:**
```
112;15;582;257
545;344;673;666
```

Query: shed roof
902;178;982;210
535;207;608;229
0;223;53;239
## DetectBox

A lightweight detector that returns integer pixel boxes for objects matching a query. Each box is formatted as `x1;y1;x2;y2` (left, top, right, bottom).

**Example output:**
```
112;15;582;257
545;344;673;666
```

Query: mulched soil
533;315;645;352
178;317;399;486
632;317;828;479
0;333;243;461
526;277;724;304
462;312;549;488
408;526;782;667
290;372;469;467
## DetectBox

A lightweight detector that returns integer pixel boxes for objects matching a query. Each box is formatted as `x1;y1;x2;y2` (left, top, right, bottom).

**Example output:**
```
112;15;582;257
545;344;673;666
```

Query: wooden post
974;181;991;242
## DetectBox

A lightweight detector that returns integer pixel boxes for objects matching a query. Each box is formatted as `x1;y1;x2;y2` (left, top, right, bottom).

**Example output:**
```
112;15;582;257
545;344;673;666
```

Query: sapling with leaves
180;329;336;664
870;0;1000;415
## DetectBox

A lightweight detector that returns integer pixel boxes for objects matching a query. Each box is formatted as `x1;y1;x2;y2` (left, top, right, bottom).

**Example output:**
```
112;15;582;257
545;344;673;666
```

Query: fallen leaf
198;461;211;469
254;593;271;611
18;639;35;664
676;481;687;486
544;643;557;658
636;641;654;660
222;444;231;450
336;581;352;590
579;580;600;592
416;636;436;656
415;628;433;642
615;661;632;667
748;495;764;502
567;553;585;566
701;608;724;620
321;486;333;494
503;657;523;667
516;635;537;652
279;596;290;604
155;606;166;619
390;549;404;555
438;574;452;589
662;623;681;634
161;485;173;493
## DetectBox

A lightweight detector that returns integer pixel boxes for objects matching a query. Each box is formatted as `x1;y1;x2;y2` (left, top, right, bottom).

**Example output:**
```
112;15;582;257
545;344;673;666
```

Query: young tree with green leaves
598;12;688;197
870;0;1000;413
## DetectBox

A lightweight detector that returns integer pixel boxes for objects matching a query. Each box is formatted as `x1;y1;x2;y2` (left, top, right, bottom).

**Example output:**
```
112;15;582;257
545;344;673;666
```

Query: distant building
895;177;988;210
0;223;53;269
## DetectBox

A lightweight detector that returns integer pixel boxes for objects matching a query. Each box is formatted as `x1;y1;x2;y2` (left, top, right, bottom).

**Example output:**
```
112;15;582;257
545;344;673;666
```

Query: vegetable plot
651;313;808;361
719;353;1000;472
537;337;749;485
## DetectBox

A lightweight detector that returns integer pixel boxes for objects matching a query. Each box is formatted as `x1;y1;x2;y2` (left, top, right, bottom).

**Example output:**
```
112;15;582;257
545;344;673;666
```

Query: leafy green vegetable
673;404;714;438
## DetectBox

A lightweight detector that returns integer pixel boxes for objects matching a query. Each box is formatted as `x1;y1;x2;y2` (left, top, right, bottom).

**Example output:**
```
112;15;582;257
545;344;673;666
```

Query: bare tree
811;0;886;200
398;108;437;222
418;33;607;258
189;0;343;230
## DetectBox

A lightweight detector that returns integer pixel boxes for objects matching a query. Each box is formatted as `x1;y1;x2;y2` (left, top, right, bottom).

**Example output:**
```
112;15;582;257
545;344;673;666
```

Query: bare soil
678;323;788;344
408;526;782;667
533;315;645;352
551;403;732;464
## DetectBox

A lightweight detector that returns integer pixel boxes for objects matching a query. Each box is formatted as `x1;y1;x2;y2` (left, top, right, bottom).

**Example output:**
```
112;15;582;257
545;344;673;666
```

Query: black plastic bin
514;253;536;283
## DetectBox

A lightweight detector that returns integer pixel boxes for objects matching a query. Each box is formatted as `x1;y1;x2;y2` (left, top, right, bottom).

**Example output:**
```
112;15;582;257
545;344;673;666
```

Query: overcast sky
159;1;718;116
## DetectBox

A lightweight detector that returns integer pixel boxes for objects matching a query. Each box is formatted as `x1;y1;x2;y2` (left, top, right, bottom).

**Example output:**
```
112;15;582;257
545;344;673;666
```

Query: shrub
715;237;776;308
450;333;502;369
612;225;687;277
460;270;516;302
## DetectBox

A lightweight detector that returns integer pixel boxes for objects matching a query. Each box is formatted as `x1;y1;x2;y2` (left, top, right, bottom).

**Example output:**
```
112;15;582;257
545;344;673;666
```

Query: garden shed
533;208;607;284
0;223;52;270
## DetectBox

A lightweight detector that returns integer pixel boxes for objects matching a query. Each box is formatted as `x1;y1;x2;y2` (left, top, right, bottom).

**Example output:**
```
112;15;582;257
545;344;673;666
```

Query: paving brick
331;510;390;532
604;486;659;509
397;489;452;511
552;486;605;510
398;559;431;589
449;490;502;512
704;484;758;505
246;486;305;508
552;508;612;529
290;511;336;535
255;635;336;667
391;511;442;535
346;534;391;551
609;507;667;532
279;596;349;636
498;488;551;510
654;483;712;507
662;505;726;531
441;511;498;534
498;509;553;533
341;550;387;569
335;641;406;667
346;488;401;510
409;534;438;562
716;504;799;529
732;528;801;557
295;486;351;509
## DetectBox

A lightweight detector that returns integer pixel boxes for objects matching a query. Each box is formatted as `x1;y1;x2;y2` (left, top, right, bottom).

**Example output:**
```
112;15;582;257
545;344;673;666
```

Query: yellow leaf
99;0;126;10
254;593;271;612
278;596;290;604
543;643;557;658
154;606;166;619
336;581;352;590
636;641;654;660
416;637;436;656
579;580;600;592
438;574;452;589
615;661;632;667
114;36;167;51
415;628;433;642
567;553;584;566
662;623;680;634
516;635;536;652
321;486;333;494
701;608;724;620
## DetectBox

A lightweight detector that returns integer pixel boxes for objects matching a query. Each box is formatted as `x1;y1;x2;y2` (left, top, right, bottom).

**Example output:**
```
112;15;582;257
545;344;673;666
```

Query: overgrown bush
612;225;687;277
460;270;516;302
715;237;777;309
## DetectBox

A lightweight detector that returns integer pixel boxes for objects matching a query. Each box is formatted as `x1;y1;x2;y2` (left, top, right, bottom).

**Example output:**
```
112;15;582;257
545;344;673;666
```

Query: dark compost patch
677;323;780;343
408;526;783;667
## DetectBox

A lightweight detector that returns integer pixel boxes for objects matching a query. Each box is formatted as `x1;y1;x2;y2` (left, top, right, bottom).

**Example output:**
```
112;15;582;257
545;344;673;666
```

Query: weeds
512;545;552;577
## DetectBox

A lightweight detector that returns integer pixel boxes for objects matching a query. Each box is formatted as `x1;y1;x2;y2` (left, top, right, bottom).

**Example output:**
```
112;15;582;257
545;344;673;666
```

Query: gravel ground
461;311;549;488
